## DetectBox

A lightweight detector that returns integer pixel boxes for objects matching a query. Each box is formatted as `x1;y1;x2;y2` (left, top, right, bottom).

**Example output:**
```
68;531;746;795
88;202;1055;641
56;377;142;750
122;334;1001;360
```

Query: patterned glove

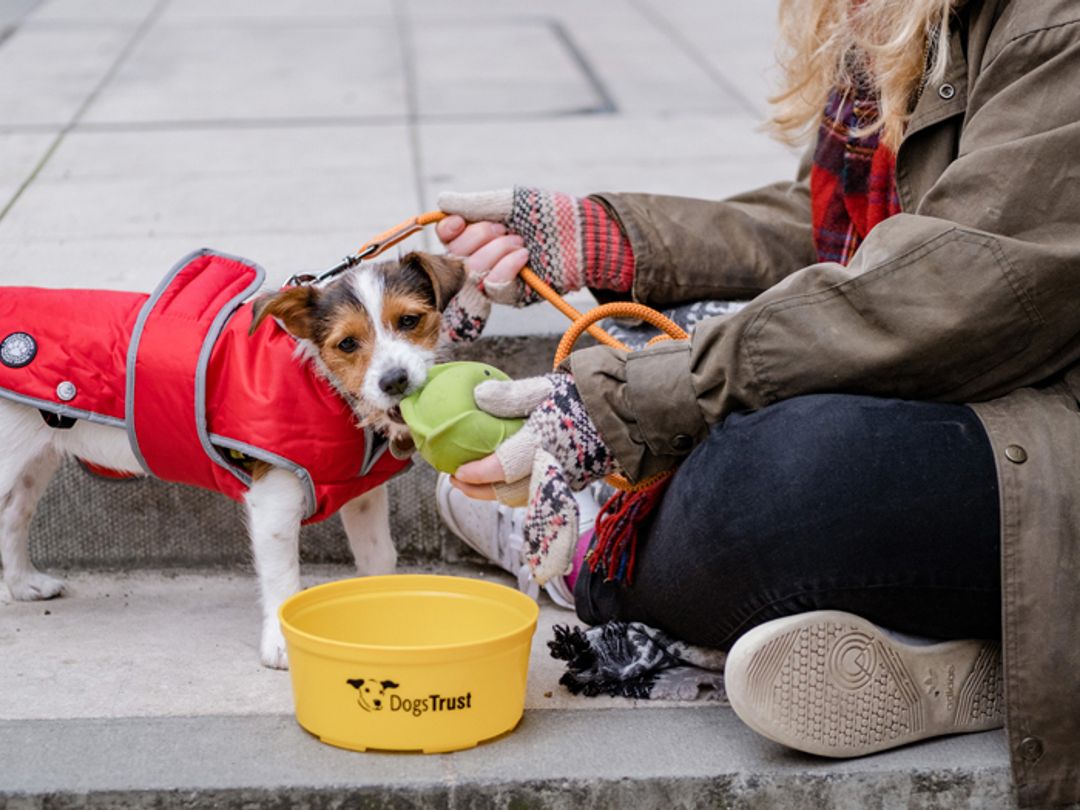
438;187;635;306
473;373;616;584
439;273;490;344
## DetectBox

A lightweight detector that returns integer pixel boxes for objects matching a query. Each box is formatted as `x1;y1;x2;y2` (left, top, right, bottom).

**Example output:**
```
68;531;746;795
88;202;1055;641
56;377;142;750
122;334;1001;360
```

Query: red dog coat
0;250;409;523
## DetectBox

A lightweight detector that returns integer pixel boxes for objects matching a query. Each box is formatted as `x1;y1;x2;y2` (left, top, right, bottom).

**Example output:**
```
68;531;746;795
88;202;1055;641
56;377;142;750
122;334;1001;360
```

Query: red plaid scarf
810;84;902;265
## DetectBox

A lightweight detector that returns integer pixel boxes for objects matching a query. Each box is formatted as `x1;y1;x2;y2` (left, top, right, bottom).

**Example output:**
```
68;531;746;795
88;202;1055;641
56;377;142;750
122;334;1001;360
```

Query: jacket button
56;381;77;402
671;434;693;453
1004;444;1028;464
938;82;956;100
1019;736;1044;762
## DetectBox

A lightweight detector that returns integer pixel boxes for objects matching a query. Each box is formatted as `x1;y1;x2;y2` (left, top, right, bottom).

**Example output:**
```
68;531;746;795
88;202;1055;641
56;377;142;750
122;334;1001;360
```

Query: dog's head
250;252;465;433
345;677;399;711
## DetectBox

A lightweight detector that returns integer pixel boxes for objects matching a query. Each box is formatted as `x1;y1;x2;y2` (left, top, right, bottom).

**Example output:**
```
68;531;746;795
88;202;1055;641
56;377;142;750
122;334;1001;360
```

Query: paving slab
27;0;157;25
636;0;784;117
406;0;779;117
418;113;800;205
159;0;391;23
0;131;55;212
0;0;37;30
0;125;418;289
0;711;1017;808
0;22;136;128
81;17;405;126
411;17;606;119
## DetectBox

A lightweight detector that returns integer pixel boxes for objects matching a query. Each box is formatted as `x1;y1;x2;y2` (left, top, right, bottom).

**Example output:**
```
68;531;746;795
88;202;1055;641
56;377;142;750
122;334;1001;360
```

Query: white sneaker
435;472;596;610
725;610;1003;758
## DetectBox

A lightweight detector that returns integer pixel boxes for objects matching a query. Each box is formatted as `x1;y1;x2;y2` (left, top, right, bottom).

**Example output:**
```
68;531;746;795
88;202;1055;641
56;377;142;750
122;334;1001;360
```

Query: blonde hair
769;0;955;151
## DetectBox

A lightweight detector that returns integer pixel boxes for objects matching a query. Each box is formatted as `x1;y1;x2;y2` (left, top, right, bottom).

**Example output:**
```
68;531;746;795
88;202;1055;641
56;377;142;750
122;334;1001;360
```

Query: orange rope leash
355;211;690;492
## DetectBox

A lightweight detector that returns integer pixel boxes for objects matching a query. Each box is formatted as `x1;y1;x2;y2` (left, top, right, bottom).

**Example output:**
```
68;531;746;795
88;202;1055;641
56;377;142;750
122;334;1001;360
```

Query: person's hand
434;203;526;343
451;373;615;584
438;187;590;307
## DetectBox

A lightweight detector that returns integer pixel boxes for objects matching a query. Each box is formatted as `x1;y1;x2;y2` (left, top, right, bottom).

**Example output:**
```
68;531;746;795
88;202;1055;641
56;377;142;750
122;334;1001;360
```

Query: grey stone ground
0;1;1022;808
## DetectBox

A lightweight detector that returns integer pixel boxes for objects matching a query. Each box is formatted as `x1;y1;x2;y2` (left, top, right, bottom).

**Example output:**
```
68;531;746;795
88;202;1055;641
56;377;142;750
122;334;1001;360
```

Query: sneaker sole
725;610;1003;758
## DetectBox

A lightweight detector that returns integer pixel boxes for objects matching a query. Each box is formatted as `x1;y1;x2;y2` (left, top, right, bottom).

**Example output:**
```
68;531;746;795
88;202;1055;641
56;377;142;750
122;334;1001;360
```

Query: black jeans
575;394;1002;650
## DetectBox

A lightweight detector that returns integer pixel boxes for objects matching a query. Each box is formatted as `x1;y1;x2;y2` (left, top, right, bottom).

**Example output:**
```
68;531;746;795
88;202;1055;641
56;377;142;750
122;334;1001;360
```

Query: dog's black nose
374;699;382;708
379;368;410;397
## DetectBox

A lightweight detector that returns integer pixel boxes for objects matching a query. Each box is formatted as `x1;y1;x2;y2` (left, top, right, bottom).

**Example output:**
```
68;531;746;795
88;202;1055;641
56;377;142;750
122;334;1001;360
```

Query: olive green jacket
572;1;1080;805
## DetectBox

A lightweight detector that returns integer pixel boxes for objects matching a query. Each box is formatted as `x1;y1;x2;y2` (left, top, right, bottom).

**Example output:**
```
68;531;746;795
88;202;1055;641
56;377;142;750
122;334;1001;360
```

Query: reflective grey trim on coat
0;388;126;429
207;434;317;519
125;248;266;480
124;251;204;475
191;251;267;494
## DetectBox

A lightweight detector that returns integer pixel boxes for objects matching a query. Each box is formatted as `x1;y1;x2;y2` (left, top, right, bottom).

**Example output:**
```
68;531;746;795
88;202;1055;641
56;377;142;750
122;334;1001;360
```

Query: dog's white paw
7;571;66;601
260;624;289;670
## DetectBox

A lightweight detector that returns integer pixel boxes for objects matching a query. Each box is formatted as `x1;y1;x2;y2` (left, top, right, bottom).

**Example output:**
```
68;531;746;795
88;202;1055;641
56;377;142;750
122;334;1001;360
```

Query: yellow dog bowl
279;574;539;753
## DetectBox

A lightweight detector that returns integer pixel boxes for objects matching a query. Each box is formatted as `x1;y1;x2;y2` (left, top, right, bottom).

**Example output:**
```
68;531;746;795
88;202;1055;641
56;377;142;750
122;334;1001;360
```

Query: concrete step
27;336;562;571
0;567;1018;810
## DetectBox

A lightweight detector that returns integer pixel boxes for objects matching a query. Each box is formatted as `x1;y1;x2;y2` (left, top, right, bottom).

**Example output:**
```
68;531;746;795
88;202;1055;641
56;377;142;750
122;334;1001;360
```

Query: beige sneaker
725;610;1003;758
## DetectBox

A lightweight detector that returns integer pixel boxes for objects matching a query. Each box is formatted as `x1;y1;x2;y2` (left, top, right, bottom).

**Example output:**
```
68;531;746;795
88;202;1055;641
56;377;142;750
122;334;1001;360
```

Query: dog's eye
397;314;421;331
337;337;359;353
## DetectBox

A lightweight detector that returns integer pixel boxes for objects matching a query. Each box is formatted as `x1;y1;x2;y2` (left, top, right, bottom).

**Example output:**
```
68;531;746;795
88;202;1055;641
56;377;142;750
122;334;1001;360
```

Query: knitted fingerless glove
439;273;490;344
438;187;636;306
473;373;616;584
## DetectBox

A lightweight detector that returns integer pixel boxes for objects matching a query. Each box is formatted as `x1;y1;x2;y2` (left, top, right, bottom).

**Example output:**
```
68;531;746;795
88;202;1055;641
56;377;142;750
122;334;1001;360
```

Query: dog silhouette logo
346;677;399;711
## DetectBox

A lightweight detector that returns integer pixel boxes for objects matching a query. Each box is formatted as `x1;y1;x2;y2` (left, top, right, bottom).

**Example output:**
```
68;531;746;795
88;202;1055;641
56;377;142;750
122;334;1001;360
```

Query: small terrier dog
0;251;464;669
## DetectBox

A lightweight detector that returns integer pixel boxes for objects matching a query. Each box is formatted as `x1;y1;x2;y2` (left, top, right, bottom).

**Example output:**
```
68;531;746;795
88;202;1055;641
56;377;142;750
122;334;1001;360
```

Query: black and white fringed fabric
549;622;728;702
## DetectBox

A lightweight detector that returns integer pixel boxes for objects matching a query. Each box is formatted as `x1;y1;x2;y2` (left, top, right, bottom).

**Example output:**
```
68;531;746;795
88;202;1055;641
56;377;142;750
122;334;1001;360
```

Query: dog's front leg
244;468;307;669
339;486;396;576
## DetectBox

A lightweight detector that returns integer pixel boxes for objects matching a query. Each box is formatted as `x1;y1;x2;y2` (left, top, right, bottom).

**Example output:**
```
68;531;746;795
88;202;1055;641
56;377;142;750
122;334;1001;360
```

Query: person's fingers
438;189;514;222
449;476;498;500
435;214;466;245
445;221;508;258
473;377;553;418
454;452;508;485
464;234;525;278
485;247;530;287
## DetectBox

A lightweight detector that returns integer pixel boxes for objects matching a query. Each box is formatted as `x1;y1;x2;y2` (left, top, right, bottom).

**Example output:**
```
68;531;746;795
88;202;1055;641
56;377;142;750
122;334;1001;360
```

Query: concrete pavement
1;567;1016;809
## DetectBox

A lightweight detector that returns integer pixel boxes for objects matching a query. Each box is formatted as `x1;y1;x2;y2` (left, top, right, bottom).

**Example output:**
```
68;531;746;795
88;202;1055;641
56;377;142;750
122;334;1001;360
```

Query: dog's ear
250;286;320;339
345;678;365;690
381;680;399;690
401;252;465;312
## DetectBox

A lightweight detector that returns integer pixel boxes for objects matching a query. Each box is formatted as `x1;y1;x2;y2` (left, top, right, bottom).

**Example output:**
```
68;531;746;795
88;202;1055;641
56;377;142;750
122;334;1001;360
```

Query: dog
0;250;464;669
346;677;399;711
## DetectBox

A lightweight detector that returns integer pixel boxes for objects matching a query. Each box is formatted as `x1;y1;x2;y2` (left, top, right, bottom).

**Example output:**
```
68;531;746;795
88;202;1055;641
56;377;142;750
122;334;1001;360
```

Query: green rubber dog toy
400;362;524;474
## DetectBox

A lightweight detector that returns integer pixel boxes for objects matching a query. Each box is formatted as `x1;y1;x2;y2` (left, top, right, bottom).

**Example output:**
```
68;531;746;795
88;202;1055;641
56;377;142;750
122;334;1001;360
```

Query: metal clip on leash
283;215;435;288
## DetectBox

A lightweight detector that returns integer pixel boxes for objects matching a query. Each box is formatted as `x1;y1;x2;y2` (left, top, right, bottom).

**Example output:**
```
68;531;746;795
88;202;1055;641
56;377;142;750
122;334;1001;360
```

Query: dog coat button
1004;444;1027;464
1;332;37;368
938;82;956;100
56;381;77;402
